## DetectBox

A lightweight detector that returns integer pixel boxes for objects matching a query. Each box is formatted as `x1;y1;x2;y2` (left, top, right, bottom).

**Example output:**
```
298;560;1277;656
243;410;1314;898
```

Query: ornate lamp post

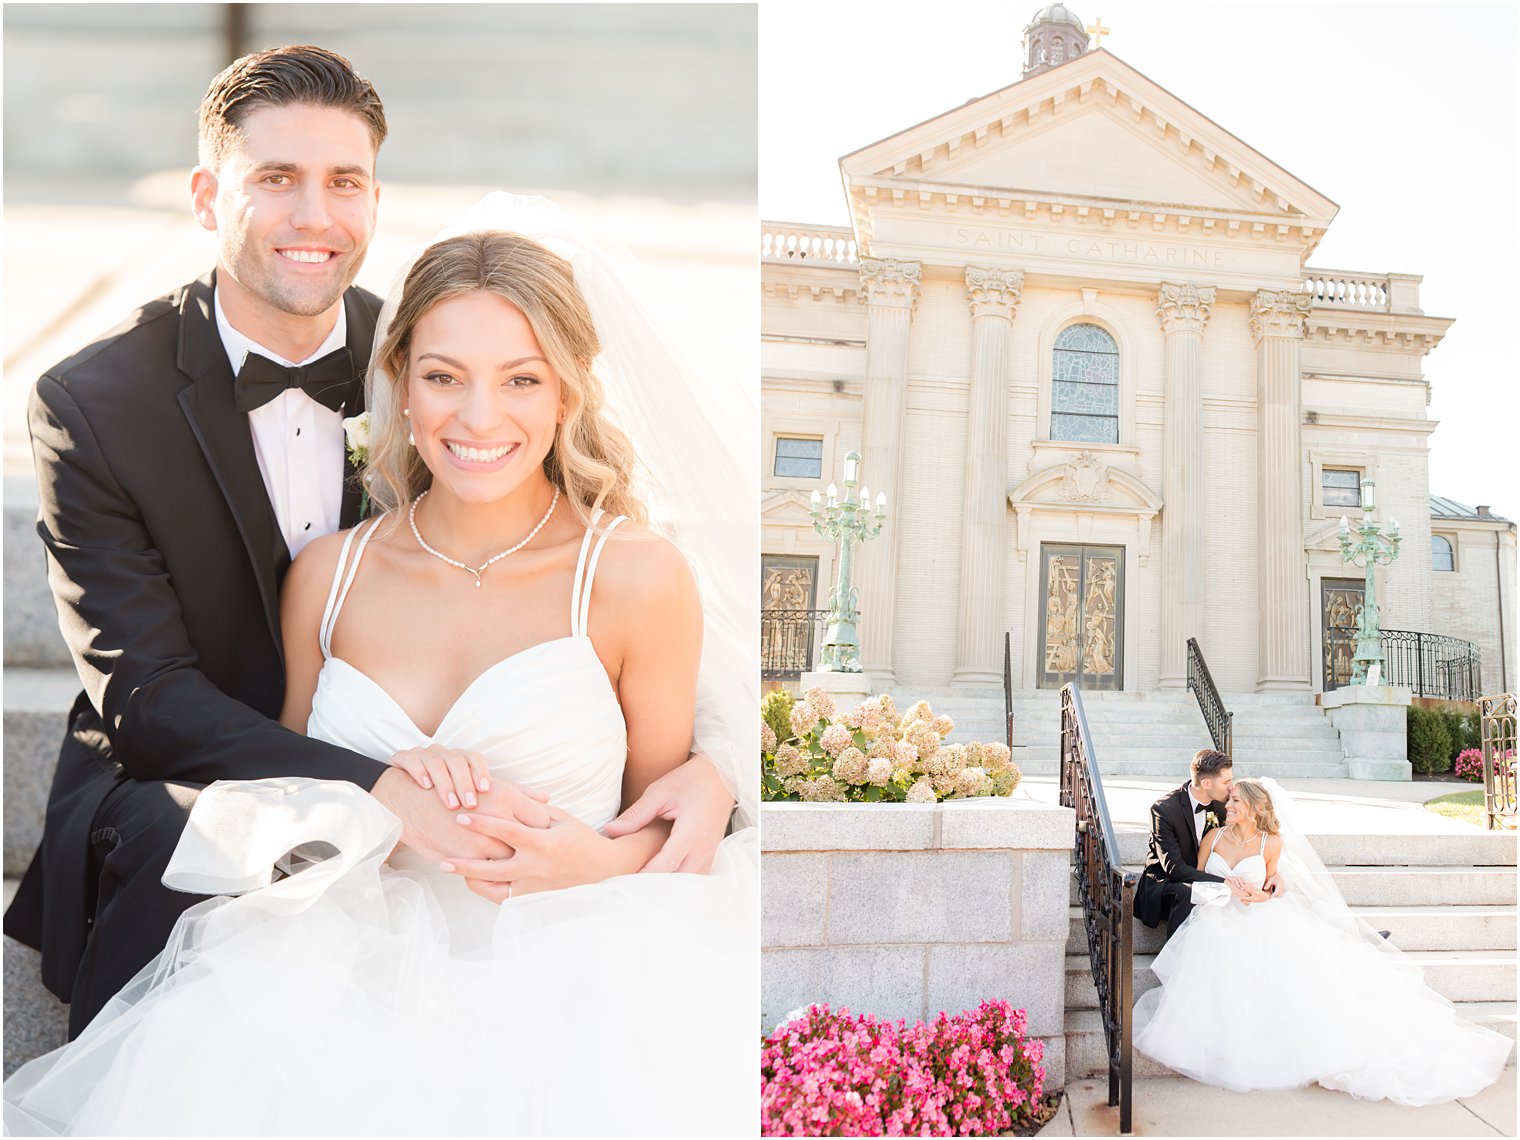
1338;478;1402;685
809;450;887;672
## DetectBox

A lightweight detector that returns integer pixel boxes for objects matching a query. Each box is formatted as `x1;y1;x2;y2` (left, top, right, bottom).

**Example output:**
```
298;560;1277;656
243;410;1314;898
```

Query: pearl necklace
408;487;560;588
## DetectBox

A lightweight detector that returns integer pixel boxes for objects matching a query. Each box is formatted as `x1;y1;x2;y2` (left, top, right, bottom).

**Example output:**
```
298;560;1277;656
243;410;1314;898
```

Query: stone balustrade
1302;268;1425;315
761;223;859;266
761;798;1076;1088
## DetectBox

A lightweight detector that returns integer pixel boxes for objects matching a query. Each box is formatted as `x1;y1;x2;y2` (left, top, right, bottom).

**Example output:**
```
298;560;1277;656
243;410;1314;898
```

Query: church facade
761;7;1517;710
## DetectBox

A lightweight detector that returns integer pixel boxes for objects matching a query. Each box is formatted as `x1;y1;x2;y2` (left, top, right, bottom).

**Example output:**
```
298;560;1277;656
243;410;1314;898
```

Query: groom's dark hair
1190;749;1231;781
198;44;388;169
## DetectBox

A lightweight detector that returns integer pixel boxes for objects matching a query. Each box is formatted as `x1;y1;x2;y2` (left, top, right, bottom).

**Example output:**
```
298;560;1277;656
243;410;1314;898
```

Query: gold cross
1087;17;1110;48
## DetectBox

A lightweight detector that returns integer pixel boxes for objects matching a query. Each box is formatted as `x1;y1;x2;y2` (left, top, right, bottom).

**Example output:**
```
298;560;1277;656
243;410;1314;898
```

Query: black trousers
1162;882;1195;941
68;779;210;1038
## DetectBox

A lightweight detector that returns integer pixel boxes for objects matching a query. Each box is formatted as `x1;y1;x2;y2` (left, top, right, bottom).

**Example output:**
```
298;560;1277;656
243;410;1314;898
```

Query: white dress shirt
1190;789;1211;845
214;291;348;560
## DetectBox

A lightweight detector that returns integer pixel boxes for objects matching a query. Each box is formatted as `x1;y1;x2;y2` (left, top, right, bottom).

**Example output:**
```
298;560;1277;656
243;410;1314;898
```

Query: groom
4;44;735;1039
1135;749;1253;939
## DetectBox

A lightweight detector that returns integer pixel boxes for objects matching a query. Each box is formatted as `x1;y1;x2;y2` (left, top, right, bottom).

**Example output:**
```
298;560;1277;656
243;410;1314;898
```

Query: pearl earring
403;408;414;447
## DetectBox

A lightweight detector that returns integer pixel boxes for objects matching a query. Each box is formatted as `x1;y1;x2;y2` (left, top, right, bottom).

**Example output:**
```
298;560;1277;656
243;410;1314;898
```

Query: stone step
1076;830;1517;868
1089;732;1338;752
3;923;69;1079
1066;949;1517;1008
3;497;69;669
1070;865;1516;908
3;668;75;875
1066;904;1519;954
1062;1005;1517;1080
1083;750;1345;771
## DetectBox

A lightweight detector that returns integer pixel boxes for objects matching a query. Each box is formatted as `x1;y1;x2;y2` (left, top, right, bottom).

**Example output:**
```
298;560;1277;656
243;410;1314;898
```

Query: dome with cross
1023;4;1092;78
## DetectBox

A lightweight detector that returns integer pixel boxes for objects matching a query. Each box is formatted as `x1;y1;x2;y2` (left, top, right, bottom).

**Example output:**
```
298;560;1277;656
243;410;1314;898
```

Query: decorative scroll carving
1060;451;1112;504
1250;289;1312;343
858;257;922;312
1156;282;1216;336
965;266;1024;321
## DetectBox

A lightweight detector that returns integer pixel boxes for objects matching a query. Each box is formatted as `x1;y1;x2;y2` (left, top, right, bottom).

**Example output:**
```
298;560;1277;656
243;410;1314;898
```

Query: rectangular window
774;436;823;479
1322;468;1361;508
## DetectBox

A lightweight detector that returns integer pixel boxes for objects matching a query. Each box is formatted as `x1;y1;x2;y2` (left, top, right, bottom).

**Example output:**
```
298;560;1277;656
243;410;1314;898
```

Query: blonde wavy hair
365;230;646;527
1231;778;1281;836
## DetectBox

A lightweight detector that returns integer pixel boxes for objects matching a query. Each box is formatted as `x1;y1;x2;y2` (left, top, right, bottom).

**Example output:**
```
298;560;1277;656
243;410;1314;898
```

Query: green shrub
761;689;796;748
1407;705;1454;775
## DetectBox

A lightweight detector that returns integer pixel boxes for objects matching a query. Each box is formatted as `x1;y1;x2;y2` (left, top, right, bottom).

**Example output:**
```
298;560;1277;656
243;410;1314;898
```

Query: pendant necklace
409;486;560;588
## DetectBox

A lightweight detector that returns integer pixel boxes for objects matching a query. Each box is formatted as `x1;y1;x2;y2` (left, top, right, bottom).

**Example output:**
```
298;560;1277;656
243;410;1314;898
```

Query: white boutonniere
342;412;371;517
1203;810;1222;832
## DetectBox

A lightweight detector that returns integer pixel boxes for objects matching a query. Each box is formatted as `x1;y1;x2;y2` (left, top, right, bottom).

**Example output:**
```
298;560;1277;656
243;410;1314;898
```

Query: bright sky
760;0;1519;512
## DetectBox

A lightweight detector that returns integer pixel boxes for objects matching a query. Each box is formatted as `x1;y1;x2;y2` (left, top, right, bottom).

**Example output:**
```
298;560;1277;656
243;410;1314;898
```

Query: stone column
1156;282;1215;688
855;258;921;686
1251;289;1314;690
954;267;1022;684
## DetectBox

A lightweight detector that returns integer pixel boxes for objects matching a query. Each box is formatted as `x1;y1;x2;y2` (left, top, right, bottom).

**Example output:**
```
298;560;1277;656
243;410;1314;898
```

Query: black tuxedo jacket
1133;782;1227;929
4;271;388;1001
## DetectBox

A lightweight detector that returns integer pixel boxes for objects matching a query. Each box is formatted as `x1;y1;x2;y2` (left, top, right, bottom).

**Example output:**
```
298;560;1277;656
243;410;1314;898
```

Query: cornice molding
841;52;1338;232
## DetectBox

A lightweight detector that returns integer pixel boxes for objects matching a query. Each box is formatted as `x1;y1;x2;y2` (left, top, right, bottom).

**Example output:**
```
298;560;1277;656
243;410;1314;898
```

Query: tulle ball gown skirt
1132;895;1511;1105
3;780;759;1136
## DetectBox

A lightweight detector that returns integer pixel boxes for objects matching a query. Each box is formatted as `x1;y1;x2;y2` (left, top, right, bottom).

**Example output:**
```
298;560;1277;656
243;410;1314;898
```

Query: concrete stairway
5;487;78;1074
915;684;1349;779
1064;828;1519;1081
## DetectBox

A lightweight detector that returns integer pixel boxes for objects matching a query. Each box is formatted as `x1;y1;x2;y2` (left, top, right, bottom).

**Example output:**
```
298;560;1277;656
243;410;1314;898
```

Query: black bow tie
234;347;356;415
1194;802;1207;814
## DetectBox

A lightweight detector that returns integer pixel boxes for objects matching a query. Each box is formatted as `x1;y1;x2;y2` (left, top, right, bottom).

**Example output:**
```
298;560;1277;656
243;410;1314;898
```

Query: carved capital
965;266;1024;321
1156;282;1216;336
1250;289;1312;342
859;258;922;312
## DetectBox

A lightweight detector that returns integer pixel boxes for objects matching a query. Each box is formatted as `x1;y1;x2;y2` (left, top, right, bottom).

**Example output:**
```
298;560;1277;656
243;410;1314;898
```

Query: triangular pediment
761;489;816;522
842;50;1337;225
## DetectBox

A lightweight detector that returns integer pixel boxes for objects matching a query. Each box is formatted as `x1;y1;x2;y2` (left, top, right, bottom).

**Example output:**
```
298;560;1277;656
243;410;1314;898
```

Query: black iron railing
1185;638;1233;761
1003;631;1015;751
1059;683;1135;1134
1325;629;1482;700
1479;693;1517;831
761;608;828;681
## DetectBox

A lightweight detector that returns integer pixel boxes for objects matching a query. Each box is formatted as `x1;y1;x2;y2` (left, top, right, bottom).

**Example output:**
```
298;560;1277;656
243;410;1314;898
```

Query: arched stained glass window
1432;534;1454;572
1051;323;1119;444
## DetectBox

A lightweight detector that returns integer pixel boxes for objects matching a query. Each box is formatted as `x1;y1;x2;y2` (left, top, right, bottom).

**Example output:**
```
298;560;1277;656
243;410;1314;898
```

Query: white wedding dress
4;515;758;1137
1132;836;1511;1104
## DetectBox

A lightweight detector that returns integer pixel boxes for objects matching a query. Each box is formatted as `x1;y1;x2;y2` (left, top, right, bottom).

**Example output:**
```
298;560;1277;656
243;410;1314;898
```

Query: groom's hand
602;750;734;873
372;768;517;863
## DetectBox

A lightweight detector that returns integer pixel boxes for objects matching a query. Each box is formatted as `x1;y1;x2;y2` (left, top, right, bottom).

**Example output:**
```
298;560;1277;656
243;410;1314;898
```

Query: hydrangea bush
761;689;1020;803
760;1001;1047;1137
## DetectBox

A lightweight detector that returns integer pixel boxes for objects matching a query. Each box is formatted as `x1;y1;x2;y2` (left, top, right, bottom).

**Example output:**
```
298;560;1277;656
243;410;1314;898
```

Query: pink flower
790;702;821;738
819;723;853;757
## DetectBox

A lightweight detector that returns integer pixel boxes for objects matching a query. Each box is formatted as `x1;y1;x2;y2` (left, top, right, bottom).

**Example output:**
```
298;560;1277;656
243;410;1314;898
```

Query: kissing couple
4;45;756;1136
1131;749;1508;1104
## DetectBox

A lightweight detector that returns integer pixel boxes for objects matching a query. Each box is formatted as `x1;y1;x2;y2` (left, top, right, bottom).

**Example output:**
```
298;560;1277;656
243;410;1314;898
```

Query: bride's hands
440;806;635;901
387;744;515;813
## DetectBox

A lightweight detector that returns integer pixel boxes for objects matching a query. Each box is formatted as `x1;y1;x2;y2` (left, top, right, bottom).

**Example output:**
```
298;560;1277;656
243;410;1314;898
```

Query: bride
1133;776;1510;1105
4;198;758;1137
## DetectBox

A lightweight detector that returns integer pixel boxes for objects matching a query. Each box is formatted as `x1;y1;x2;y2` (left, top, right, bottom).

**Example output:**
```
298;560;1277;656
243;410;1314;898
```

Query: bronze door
1321;577;1363;691
762;555;821;681
1038;545;1124;691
